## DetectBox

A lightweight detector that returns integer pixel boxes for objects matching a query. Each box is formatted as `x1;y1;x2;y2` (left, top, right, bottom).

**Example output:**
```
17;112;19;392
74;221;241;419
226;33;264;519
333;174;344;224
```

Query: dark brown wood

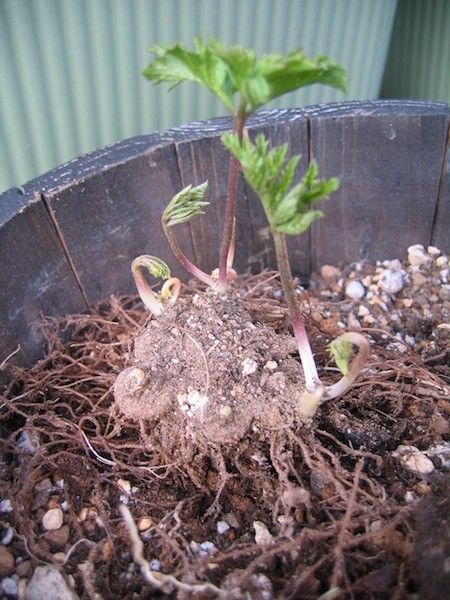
307;100;450;270
431;129;450;251
38;134;191;304
0;189;86;368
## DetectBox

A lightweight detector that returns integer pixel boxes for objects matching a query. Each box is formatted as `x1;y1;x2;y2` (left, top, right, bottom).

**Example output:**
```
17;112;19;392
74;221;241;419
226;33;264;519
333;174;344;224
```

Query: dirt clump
114;289;303;445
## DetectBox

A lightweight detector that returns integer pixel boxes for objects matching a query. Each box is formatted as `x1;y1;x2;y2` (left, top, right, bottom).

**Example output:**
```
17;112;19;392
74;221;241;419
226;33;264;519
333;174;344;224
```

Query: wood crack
39;191;89;308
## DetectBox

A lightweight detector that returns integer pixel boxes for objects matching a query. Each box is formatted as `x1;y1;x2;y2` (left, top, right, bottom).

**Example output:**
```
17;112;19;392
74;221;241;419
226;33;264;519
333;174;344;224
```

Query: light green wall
0;0;398;193
381;0;450;104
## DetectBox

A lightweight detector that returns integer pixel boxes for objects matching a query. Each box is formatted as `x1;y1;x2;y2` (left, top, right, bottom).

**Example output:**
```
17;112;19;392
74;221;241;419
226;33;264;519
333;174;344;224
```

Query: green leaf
223;132;340;235
163;182;209;227
144;38;347;116
221;132;297;216
275;209;324;235
328;338;353;375
258;52;347;105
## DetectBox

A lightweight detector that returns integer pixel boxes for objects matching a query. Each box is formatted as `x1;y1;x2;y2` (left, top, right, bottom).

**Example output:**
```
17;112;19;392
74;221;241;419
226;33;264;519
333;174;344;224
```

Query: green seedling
144;37;346;290
222;133;369;417
131;255;181;317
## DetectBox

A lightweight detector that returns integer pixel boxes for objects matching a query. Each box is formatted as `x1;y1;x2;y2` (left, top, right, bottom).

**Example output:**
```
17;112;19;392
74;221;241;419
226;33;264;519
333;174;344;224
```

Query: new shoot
144;37;346;290
131;255;181;317
222;132;370;417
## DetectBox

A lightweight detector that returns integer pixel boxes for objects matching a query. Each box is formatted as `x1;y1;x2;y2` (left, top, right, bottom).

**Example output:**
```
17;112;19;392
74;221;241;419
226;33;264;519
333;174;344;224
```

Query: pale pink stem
322;332;370;401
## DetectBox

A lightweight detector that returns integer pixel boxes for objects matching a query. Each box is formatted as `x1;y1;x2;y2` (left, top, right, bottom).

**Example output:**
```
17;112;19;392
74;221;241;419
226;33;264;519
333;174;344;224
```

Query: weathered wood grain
36;134;191;304
0;188;85;368
431;133;450;252
307;100;450;269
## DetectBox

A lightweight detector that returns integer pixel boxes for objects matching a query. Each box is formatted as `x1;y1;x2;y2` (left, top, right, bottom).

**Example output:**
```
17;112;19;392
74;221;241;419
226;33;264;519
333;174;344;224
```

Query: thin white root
119;504;225;597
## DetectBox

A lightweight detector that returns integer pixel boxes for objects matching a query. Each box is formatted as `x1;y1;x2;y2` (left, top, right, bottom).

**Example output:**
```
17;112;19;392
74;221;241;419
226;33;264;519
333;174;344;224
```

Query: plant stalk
322;332;370;401
218;104;246;286
162;223;214;287
273;230;320;391
131;260;163;316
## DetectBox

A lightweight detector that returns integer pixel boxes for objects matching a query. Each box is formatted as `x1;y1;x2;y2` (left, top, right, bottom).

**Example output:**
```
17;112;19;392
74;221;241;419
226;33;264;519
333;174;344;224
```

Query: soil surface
114;289;303;446
0;243;449;600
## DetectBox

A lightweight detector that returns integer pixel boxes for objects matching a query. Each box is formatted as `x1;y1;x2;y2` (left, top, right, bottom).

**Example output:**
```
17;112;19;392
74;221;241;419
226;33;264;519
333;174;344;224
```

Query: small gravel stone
16;560;32;578
427;245;441;257
436;255;448;267
264;360;277;370
117;479;131;495
357;305;370;317
1;528;13;546
347;313;361;330
408;245;432;266
241;357;258;375
2;576;18;597
379;269;403;294
42;508;64;531
320;265;340;281
253;521;274;546
137;516;153;531
197;541;217;556
0;499;13;513
149;559;161;571
217;520;230;534
412;272;427;287
17;430;40;455
26;565;80;600
393;445;435;475
345;280;365;300
0;546;14;577
45;525;70;550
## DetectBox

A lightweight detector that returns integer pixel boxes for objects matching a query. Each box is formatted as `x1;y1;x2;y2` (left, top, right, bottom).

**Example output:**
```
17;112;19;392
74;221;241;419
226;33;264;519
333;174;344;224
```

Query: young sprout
131;255;181;317
144;37;346;290
222;132;369;417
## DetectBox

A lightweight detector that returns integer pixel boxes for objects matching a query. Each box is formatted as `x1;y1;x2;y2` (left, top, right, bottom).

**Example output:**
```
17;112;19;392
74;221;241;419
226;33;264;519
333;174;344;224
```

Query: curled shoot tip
328;337;353;375
131;255;179;316
162;181;209;227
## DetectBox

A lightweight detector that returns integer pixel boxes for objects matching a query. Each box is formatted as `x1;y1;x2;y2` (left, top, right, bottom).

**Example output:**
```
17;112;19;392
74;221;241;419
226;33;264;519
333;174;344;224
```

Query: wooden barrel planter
1;100;449;370
1;99;450;598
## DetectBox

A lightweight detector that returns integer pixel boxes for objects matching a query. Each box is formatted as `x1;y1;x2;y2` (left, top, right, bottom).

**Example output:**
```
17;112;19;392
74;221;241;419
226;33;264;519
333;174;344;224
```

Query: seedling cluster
132;38;369;419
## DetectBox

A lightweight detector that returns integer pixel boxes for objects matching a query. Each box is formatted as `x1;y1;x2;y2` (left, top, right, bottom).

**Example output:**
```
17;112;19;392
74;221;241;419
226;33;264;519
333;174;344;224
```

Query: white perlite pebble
0;499;13;513
253;521;274;546
217;520;230;534
1;527;13;546
393;445;435;475
2;577;18;597
436;255;448;267
427;245;441;257
345;280;365;300
42;508;63;531
26;566;80;600
379;269;403;294
407;245;432;266
241;357;258;376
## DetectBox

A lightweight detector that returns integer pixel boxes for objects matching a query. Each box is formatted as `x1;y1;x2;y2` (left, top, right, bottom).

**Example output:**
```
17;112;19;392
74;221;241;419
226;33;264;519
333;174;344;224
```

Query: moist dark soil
0;247;449;600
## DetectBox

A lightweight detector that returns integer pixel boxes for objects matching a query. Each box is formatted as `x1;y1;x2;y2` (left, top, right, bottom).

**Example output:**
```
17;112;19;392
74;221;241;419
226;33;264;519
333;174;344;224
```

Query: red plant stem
218;106;246;285
162;223;213;287
273;231;320;391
